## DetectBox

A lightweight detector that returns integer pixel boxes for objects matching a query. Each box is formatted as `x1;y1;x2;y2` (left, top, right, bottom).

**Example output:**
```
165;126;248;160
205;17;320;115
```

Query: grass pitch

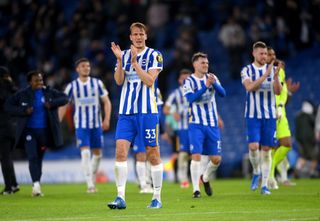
1;179;320;221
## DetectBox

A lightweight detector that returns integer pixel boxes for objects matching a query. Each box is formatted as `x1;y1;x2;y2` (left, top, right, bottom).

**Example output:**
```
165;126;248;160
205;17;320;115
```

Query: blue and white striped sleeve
97;79;108;97
148;50;163;71
64;83;73;100
241;66;250;84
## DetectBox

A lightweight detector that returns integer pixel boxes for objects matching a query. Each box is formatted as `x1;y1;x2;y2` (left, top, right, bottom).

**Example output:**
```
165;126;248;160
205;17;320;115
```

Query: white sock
91;153;102;185
115;161;128;200
81;149;94;188
151;163;163;202
260;150;271;188
178;152;189;182
136;161;147;188
249;149;261;175
33;181;40;188
277;158;288;181
146;161;152;186
190;160;201;192
200;155;209;174
203;160;220;182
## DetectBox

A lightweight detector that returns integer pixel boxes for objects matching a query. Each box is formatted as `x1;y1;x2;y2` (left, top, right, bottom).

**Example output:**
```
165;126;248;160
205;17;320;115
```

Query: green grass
1;179;320;221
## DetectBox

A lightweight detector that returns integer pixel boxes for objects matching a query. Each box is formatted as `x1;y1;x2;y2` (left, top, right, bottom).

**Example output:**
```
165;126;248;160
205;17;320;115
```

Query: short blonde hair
252;41;267;50
130;22;147;33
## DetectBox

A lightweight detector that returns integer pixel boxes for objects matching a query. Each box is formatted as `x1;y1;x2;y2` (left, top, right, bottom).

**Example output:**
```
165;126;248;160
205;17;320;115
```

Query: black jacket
0;80;17;141
5;86;68;149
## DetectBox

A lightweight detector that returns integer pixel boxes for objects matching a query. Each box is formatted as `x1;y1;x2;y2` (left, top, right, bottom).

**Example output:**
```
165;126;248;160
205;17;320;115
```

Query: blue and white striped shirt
165;86;189;130
117;47;163;115
64;77;108;129
241;63;277;119
183;74;221;127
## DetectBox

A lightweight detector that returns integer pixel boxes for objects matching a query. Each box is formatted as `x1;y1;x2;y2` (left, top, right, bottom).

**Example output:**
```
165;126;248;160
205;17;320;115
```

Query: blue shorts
178;129;190;153
75;128;103;148
132;136;145;154
246;118;277;147
115;114;159;147
189;124;222;156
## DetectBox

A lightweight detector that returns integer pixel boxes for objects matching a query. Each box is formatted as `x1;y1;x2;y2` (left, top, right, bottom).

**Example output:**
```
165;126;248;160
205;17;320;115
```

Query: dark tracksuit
0;80;18;191
5;86;68;183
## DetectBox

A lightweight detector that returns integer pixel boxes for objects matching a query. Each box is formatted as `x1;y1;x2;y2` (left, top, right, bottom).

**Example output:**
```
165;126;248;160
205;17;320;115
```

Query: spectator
219;17;245;80
294;101;318;178
0;66;19;195
5;70;68;196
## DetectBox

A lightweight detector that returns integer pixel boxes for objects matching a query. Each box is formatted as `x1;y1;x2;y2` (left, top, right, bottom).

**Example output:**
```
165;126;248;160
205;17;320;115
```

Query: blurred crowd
0;0;319;97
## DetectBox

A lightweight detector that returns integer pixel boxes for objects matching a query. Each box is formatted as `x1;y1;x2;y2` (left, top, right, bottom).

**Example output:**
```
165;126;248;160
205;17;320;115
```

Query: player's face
130;27;147;50
267;49;276;64
76;61;91;77
193;57;209;74
178;73;190;85
30;74;44;90
253;47;267;66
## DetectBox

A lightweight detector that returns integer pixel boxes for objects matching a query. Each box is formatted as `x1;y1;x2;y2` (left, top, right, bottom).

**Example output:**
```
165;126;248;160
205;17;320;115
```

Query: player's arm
58;84;72;121
101;94;112;131
273;66;282;95
130;45;160;87
185;88;207;103
111;42;125;85
211;74;226;97
286;77;300;104
58;105;68;122
163;93;181;121
218;113;224;130
242;73;269;92
163;105;171;115
45;88;69;109
241;63;277;92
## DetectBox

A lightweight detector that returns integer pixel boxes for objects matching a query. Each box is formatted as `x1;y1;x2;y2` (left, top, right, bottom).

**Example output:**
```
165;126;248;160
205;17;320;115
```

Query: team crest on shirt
156;54;163;63
76;139;82;147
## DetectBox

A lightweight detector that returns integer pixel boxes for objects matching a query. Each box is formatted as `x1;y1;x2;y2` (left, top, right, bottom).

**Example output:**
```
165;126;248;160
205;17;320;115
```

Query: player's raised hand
130;45;138;64
205;73;216;88
286;78;300;94
272;61;281;80
265;61;275;77
111;42;122;60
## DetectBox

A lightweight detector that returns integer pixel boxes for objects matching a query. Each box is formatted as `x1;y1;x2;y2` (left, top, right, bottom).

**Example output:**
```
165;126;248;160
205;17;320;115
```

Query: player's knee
147;150;160;165
136;152;146;161
191;154;201;161
115;147;128;161
92;149;102;156
248;143;259;151
211;156;221;165
280;139;292;148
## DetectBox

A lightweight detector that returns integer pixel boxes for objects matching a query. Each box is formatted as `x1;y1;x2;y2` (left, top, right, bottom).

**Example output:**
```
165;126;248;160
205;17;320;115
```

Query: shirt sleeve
64;83;73;99
148;50;163;71
165;92;176;106
240;66;249;84
97;79;109;97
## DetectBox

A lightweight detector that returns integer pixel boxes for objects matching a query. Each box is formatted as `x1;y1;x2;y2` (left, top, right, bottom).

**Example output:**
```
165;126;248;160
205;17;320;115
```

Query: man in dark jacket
0;66;19;195
294;100;318;178
5;70;68;196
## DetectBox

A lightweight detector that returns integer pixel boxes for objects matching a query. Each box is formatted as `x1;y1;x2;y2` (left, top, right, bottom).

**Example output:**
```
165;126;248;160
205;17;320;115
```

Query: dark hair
130;22;147;33
179;69;192;76
27;70;42;82
267;46;274;51
0;66;10;79
253;41;267;50
75;58;90;67
191;52;208;63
